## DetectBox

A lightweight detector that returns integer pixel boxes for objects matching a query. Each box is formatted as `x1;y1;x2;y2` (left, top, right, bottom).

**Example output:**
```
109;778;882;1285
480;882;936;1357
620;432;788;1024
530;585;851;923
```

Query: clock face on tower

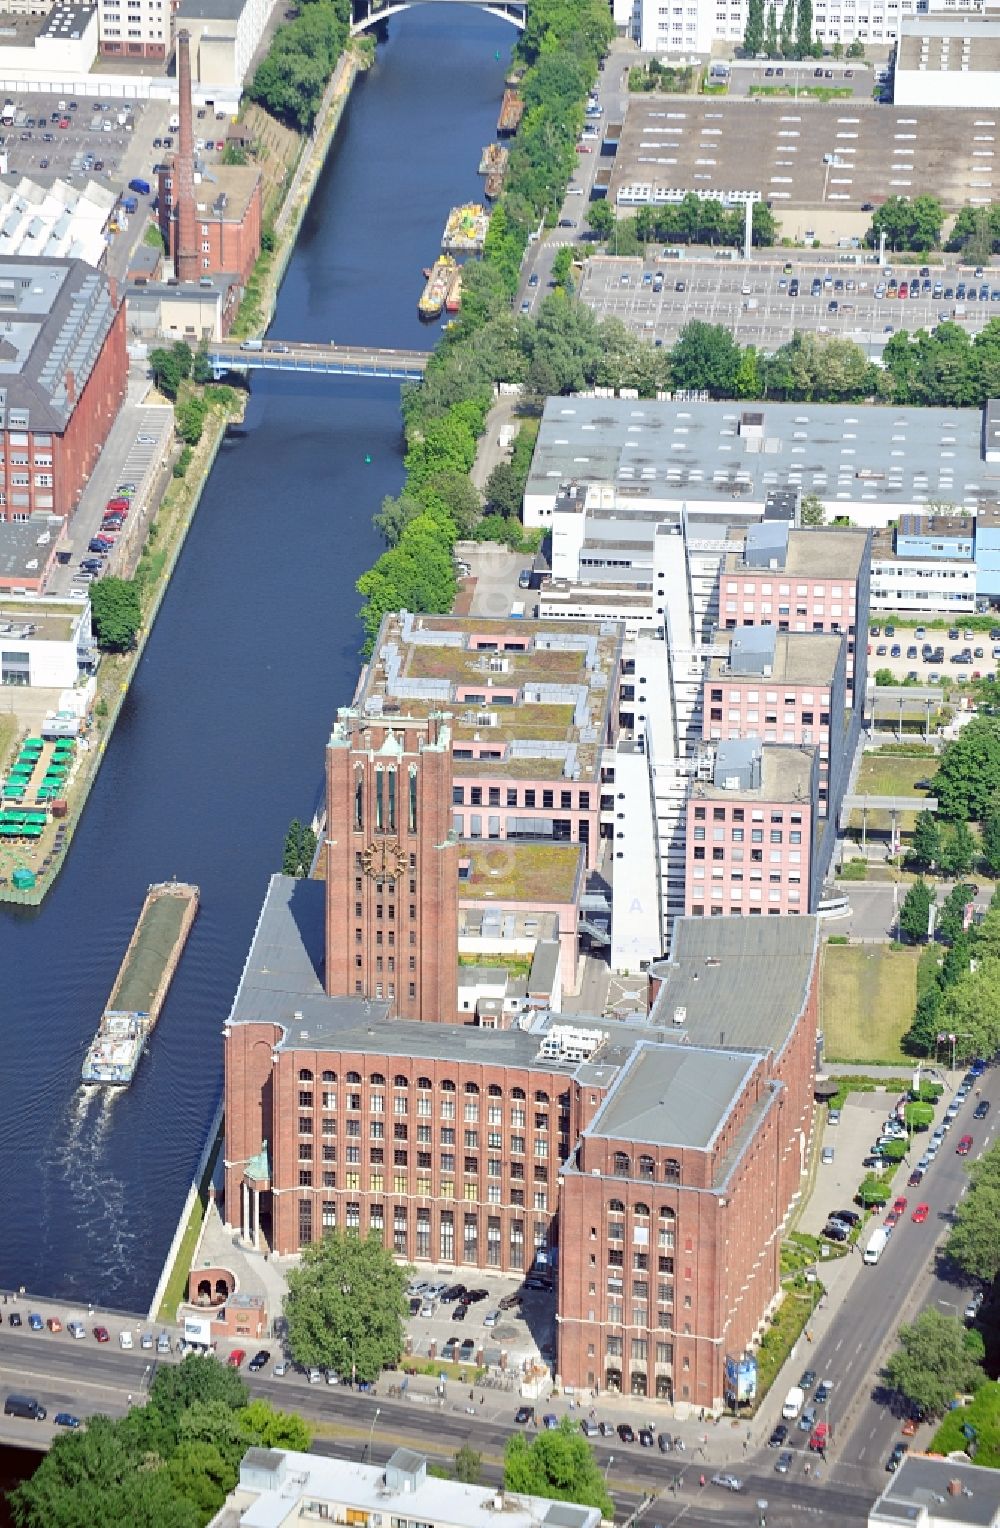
362;838;406;880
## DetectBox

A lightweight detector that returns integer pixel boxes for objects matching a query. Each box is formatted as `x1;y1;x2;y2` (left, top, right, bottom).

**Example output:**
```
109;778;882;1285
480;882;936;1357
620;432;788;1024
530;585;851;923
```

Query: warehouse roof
648;913;820;1057
529;396;992;513
0;256;118;431
586;1043;758;1150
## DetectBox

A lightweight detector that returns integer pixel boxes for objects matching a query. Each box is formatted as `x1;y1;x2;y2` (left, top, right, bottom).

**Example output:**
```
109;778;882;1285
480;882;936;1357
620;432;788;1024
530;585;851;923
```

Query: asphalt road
782;1078;999;1490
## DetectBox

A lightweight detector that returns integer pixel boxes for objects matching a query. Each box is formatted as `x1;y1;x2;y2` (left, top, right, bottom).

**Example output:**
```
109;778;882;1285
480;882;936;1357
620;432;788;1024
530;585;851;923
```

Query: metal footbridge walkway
206;340;430;382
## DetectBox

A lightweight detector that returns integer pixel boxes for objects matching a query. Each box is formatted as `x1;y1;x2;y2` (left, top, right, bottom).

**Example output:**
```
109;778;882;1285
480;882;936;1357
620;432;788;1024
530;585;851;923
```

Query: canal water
0;9;513;1309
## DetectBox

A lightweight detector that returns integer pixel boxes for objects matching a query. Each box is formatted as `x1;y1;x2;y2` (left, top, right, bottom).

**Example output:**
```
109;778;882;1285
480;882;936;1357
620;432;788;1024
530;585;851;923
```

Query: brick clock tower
325;710;458;1022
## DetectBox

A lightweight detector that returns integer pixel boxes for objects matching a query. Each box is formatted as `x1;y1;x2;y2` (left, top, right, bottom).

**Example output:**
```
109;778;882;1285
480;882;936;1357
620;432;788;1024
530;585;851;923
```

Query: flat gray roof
0;513;63;580
871;1454;1000;1526
648;914;819;1056
696;741;816;803
712;629;843;686
529;397;993;513
587;1043;757;1150
898;12;1000;73
727;523;869;579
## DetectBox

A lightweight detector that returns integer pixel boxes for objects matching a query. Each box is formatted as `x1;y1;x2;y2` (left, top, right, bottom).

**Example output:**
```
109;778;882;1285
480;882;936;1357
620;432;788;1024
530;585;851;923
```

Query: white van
119;1330;133;1350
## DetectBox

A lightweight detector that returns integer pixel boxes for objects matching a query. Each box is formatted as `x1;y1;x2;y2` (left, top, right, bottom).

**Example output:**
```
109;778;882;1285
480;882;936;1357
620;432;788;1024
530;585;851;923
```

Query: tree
937;955;1000;1059
150;344;191;400
374;492;423;548
933;716;1000;820
284;1230;410;1381
175;396;207;446
903;1100;935;1131
899;878;933;943
743;0;764;53
947;1141;1000;1282
940;821;976;880
192;346;214;385
983;801;1000;876
551;247;574;291
454;1444;482;1483
90;576;141;653
585;201;615;240
504;1419;613;1515
779;0;794;55
485;460;524;518
282;817;316;876
764;2;778;55
670;320;741;396
846;38;865;57
911;810;941;871
883;1308;985;1417
795;0;813;57
874;667;895;687
800;492;826;527
868;194;944;253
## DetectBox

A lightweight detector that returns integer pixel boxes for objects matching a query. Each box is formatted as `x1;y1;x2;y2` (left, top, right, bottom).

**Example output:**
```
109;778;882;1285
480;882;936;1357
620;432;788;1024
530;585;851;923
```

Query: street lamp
364;1406;381;1464
604;1454;614;1482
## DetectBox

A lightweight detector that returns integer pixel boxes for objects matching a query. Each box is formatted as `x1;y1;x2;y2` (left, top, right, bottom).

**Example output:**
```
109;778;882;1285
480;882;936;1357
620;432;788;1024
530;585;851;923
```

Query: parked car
515;1406;535;1425
775;1450;793;1474
248;1350;270;1371
617;1424;636;1443
227;1349;246;1368
887;1443;909;1472
93;1325;110;1342
768;1424;789;1447
27;1314;43;1332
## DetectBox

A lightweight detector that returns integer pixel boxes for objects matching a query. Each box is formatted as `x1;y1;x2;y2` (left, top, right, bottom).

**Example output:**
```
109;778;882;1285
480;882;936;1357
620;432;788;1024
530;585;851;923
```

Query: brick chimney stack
174;29;197;282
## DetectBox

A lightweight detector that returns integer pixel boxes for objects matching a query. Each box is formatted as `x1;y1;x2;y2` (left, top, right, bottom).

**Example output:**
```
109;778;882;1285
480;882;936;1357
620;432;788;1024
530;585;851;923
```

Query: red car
912;1204;929;1223
93;1325;110;1343
105;497;129;515
808;1422;830;1452
892;1196;908;1215
885;1210;899;1229
58;118;69;129
227;1348;246;1368
957;1135;974;1155
575;144;592;153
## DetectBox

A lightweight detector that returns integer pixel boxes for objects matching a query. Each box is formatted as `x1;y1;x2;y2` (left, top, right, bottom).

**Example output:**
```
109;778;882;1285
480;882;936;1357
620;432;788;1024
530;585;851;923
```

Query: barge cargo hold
418;254;457;319
81;881;199;1085
478;143;508;176
484;172;504;201
441;203;490;254
497;90;523;137
445;267;463;313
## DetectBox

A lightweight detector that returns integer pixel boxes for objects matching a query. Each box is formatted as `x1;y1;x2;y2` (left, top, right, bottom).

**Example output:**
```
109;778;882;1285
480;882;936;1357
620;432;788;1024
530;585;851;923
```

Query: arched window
346;1070;361;1085
659;1206;675;1221
441;1079;456;1093
488;1084;503;1097
417;1076;432;1090
394;1074;409;1088
639;1155;655;1180
664;1158;681;1184
609;1198;625;1214
465;1081;480;1094
370;1072;386;1088
512;1087;526;1100
634;1202;650;1219
321;1070;336;1083
298;1069;314;1082
535;1090;549;1104
613;1152;631;1177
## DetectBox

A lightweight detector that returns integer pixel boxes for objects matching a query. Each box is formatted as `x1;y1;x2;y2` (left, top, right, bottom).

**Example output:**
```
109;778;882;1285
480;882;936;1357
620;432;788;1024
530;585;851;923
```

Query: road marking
0;1362;129;1397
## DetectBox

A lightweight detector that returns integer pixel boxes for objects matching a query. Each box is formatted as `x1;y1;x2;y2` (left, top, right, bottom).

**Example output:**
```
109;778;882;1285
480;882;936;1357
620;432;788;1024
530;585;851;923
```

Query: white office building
213;1448;604;1528
628;0;919;52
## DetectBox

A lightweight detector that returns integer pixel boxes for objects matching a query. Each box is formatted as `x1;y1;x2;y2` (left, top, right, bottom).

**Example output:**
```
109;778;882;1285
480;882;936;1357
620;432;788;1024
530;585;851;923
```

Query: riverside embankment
0;7;514;1311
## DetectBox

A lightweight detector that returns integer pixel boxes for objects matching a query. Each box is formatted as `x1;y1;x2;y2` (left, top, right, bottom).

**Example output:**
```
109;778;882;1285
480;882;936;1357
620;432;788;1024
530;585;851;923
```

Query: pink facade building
720;523;870;710
702;628;847;818
685;740;819;917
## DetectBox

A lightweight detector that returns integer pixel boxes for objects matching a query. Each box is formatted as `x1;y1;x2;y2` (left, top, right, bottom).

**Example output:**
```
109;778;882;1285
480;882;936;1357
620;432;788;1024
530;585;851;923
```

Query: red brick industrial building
0;258;126;521
223;662;821;1408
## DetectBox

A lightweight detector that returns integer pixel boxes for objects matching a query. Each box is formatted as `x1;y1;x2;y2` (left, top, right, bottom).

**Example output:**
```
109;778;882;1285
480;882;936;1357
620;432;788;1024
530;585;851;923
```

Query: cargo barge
484;172;504;202
418;255;457;319
81;881;199;1085
497;90;524;137
442;203;490;254
445;267;463;313
478;143;508;176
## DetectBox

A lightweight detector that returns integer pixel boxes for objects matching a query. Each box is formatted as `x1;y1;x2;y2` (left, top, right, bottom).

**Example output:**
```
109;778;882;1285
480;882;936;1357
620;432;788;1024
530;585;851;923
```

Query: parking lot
725;62;877;101
577;252;1000;355
0;93;151;185
404;1271;556;1377
867;619;1000;684
607;97;1000;216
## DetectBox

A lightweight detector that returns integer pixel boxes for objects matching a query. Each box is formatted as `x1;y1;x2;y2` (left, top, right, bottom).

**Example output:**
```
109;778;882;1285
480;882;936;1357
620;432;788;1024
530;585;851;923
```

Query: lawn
821;944;920;1064
849;753;934;834
0;714;16;772
748;84;853;100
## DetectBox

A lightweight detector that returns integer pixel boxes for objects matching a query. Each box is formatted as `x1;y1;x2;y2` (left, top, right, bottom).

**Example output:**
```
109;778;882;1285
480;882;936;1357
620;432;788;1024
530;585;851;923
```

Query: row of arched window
607;1201;675;1220
297;1067;552;1103
612;1152;682;1183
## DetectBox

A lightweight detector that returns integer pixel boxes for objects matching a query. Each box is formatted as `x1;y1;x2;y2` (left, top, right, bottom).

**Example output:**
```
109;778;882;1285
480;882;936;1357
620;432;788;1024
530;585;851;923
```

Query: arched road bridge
350;0;527;34
206;339;430;382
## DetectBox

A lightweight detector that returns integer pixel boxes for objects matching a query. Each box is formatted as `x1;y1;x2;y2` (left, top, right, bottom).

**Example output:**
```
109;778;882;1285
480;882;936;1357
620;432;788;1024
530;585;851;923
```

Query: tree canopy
933;716;1000;820
867;195;944;253
90;577;141;653
883;1308;985;1417
9;1357;310;1528
947;1139;1000;1283
284;1229;410;1380
899;879;933;943
504;1418;613;1515
247;0;351;131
